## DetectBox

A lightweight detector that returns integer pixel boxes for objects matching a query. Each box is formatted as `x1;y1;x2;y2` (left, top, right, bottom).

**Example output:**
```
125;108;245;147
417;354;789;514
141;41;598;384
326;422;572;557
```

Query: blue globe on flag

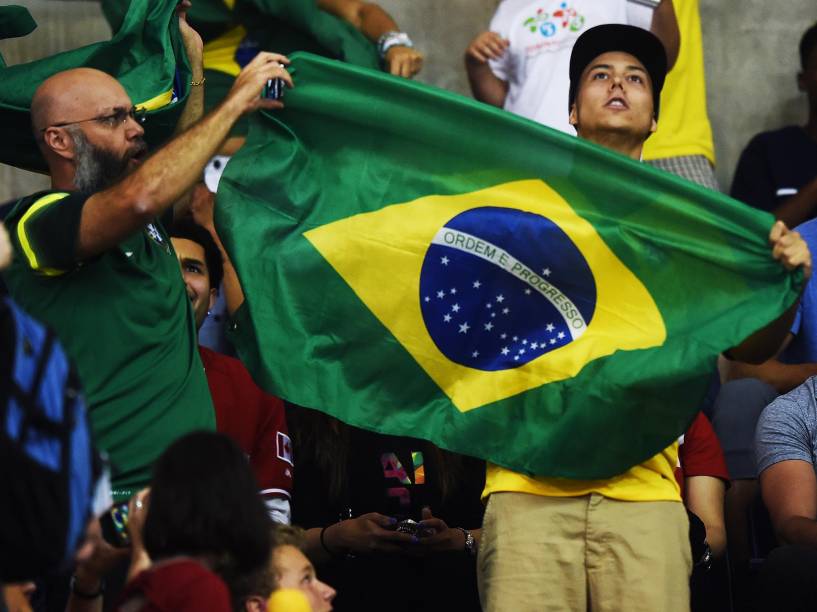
419;206;597;371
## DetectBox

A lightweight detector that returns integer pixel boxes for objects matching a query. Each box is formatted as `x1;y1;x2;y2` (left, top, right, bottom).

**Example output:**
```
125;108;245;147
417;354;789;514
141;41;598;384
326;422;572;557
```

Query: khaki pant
478;492;691;612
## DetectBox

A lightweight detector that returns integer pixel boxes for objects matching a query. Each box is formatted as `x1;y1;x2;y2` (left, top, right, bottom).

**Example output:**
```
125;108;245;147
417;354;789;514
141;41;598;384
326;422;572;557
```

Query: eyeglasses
42;106;146;131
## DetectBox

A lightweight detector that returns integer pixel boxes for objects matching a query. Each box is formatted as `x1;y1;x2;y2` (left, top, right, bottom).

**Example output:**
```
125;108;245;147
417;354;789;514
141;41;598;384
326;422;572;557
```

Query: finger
401;60;412;79
421;507;433;521
769;220;786;244
255;99;285;111
487;40;507;57
469;48;489;63
365;513;398;528
378;529;418;544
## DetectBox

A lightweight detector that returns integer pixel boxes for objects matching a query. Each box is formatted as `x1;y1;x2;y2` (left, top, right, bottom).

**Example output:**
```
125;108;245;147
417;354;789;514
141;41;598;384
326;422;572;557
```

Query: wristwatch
377;31;414;59
456;527;476;557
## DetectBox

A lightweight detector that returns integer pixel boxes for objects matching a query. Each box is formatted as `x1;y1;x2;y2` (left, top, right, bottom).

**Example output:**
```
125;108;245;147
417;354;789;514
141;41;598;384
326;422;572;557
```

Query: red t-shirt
675;412;730;499
118;559;231;611
199;346;293;500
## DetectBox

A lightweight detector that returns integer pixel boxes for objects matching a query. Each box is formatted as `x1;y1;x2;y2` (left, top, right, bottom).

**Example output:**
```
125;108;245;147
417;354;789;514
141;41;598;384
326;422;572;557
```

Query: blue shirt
783;218;817;363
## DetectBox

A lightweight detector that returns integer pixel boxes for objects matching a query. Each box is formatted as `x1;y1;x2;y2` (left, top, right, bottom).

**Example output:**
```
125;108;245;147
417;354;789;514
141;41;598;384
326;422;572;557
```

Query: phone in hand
99;502;131;548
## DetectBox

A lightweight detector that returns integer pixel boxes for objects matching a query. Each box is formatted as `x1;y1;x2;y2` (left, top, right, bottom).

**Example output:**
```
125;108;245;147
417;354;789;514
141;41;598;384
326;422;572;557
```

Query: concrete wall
2;0;815;200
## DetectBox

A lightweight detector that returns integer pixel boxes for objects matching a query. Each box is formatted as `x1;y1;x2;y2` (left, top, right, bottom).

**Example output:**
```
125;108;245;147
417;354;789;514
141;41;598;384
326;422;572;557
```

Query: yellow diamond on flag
305;179;666;412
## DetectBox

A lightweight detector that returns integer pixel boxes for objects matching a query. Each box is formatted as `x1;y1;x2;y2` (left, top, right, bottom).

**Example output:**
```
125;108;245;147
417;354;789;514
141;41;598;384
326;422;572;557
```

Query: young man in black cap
477;24;812;612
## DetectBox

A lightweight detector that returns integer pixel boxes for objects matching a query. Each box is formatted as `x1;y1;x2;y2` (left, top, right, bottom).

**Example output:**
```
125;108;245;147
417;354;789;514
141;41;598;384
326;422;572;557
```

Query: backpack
0;296;98;581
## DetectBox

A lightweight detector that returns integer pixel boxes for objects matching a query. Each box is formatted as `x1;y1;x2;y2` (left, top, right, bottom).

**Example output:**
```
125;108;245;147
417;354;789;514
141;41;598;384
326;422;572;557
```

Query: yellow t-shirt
483;442;681;502
642;0;715;164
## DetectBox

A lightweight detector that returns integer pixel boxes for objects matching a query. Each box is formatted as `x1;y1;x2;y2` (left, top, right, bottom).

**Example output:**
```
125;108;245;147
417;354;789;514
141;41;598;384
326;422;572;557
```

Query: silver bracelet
377;31;414;59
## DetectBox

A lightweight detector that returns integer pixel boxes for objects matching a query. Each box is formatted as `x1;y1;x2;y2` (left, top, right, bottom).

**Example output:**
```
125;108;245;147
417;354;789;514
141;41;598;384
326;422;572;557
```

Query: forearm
650;0;679;70
725;358;817;394
175;54;205;136
465;59;507;108
115;100;242;220
318;0;399;41
773;178;817;229
727;298;800;364
304;526;337;565
705;524;727;558
778;516;817;548
206;224;245;314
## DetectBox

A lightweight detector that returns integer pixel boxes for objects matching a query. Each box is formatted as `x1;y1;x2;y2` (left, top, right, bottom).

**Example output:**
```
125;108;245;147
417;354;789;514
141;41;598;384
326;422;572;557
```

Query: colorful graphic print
523;2;585;38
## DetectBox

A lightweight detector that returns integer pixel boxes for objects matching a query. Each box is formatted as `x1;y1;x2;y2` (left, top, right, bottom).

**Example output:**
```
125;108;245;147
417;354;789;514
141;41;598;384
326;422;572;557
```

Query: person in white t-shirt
465;0;678;135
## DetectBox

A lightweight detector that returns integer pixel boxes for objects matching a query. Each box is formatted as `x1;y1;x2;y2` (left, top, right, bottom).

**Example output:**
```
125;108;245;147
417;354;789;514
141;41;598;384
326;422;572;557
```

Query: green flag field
217;53;800;479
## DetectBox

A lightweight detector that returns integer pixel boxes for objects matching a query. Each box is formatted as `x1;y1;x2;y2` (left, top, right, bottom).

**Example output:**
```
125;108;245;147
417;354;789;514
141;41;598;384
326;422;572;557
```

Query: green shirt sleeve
12;191;88;275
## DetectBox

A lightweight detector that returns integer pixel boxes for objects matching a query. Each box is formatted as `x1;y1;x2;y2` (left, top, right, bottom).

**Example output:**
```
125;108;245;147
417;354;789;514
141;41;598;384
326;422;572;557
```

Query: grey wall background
1;0;815;201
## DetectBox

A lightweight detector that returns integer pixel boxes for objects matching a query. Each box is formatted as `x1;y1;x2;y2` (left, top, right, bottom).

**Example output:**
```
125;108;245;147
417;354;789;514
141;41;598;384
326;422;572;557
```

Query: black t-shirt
730;126;817;214
289;406;485;612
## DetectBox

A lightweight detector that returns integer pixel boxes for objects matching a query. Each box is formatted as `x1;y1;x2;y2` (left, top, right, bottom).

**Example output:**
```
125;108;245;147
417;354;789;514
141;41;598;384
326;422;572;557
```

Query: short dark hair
143;431;272;583
228;524;307;611
170;218;224;290
801;23;817;70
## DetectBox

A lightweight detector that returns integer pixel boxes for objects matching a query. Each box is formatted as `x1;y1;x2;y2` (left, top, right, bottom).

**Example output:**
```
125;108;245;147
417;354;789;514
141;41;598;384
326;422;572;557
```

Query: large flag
0;0;189;172
217;53;802;479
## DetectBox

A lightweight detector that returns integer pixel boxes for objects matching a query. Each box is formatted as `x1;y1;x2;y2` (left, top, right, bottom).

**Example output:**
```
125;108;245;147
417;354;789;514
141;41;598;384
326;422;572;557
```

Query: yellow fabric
642;0;715;164
135;89;174;112
17;192;70;276
202;25;246;77
484;442;681;502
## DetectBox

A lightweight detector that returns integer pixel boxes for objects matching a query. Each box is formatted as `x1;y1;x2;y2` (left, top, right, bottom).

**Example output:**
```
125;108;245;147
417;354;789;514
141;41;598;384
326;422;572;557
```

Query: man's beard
68;127;146;193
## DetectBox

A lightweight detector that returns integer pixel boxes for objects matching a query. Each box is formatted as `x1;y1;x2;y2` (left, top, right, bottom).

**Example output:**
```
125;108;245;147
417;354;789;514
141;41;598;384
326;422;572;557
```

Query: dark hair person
119;431;272;612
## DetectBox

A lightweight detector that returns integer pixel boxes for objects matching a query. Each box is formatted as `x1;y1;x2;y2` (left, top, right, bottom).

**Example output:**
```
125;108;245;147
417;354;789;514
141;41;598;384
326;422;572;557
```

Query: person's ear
243;596;265;612
650;115;657;134
42;127;76;161
568;103;578;128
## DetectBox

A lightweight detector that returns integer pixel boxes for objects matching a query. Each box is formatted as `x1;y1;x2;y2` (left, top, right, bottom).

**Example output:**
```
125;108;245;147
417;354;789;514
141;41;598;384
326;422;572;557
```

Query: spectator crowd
1;1;817;611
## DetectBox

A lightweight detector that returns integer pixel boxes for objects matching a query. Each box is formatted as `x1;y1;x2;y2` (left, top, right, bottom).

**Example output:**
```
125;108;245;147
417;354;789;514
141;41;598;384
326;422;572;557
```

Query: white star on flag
473;280;481;288
441;256;449;265
546;323;555;332
437;290;445;298
557;332;565;339
451;303;460;312
542;268;551;276
459;322;470;334
484;322;494;331
443;314;452;323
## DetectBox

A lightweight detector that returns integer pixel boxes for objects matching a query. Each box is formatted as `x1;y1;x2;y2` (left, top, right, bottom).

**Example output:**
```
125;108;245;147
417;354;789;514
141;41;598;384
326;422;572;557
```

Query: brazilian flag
218;53;801;479
0;0;189;172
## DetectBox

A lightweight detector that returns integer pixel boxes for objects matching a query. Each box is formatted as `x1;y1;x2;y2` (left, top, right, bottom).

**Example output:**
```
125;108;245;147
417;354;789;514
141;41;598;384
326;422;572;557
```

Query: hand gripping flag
217;53;802;479
0;0;190;172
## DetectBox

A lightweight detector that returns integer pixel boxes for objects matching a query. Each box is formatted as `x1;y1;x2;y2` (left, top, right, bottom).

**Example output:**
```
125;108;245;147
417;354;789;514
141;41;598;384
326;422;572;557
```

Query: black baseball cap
568;24;667;118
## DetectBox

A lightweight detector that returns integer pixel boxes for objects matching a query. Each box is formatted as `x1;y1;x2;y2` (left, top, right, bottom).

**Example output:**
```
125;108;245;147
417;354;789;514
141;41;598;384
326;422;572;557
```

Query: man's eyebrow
180;256;206;267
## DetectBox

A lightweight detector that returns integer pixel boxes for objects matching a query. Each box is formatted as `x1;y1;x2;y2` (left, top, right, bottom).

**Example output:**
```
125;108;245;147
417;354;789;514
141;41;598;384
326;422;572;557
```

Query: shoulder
4;191;70;223
125;561;231;611
759;379;817;436
199;345;250;379
744;126;806;152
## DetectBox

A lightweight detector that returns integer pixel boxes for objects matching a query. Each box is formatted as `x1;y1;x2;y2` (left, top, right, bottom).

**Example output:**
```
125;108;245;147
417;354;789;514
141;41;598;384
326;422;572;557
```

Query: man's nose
126;115;145;139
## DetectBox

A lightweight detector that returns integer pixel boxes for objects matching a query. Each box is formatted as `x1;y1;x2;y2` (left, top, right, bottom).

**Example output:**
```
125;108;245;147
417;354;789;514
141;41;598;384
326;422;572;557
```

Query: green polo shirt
3;190;215;499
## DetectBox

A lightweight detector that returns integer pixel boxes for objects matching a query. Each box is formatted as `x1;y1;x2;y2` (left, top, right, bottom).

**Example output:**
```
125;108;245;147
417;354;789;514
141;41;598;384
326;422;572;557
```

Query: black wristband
320;523;352;560
70;575;105;599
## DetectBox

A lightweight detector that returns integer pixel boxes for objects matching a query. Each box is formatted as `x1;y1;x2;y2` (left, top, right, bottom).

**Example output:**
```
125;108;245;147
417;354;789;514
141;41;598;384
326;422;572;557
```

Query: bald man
1;51;292;501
